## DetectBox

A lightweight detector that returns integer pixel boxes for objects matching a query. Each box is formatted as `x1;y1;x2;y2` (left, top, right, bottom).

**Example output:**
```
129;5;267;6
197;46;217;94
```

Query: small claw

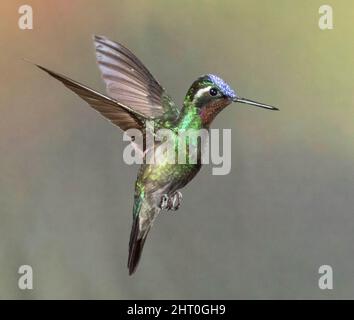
160;192;183;212
167;197;174;211
160;194;169;210
171;191;182;211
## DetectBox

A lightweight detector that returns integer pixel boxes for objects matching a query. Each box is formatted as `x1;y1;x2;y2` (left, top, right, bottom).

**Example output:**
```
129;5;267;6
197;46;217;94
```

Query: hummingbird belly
140;162;201;197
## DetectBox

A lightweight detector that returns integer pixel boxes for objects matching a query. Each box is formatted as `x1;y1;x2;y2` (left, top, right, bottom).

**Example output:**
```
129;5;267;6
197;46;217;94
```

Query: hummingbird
34;35;278;275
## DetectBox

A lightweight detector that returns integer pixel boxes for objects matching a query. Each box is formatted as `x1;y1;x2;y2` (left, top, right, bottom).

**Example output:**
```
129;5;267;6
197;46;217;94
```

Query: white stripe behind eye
193;86;213;103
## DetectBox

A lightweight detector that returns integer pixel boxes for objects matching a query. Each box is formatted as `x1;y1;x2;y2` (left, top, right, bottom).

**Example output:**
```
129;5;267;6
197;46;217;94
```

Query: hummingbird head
185;74;278;126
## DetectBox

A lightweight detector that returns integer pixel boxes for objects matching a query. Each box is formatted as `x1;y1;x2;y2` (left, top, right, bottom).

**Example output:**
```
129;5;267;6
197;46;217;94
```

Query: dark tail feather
127;216;150;275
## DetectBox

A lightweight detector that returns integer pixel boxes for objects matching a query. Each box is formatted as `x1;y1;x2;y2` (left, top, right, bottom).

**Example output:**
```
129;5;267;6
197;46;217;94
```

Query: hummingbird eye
209;88;218;96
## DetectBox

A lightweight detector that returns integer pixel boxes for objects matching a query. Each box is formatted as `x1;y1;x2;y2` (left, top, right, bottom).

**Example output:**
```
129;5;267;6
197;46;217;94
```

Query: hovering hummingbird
34;35;278;275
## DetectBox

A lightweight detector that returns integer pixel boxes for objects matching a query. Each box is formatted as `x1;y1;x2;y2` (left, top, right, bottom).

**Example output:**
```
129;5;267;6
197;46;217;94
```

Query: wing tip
23;59;59;80
93;34;107;43
30;63;64;81
22;58;44;71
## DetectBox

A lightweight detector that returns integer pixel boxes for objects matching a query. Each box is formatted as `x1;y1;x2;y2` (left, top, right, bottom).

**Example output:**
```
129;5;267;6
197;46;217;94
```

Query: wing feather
35;64;146;132
93;35;180;122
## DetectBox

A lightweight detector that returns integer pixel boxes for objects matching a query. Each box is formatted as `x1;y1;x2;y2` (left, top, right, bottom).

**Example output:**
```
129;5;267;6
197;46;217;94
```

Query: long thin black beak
233;97;279;111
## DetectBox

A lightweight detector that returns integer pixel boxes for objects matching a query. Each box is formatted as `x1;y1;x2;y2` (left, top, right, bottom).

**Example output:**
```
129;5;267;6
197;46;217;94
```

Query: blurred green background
0;0;354;299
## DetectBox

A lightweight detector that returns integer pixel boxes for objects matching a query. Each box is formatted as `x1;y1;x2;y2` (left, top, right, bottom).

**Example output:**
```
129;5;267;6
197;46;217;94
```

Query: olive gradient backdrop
0;0;354;299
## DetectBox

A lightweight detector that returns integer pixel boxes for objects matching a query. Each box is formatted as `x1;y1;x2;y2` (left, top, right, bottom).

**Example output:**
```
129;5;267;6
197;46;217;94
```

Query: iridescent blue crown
207;74;237;99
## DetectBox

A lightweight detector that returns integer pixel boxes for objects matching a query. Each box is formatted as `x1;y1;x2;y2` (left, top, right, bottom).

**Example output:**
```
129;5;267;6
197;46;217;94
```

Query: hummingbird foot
159;191;183;212
169;191;182;211
160;194;170;210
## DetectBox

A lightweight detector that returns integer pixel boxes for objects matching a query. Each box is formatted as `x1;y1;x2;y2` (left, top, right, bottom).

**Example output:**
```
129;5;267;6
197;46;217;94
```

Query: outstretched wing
35;64;146;132
93;35;180;124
